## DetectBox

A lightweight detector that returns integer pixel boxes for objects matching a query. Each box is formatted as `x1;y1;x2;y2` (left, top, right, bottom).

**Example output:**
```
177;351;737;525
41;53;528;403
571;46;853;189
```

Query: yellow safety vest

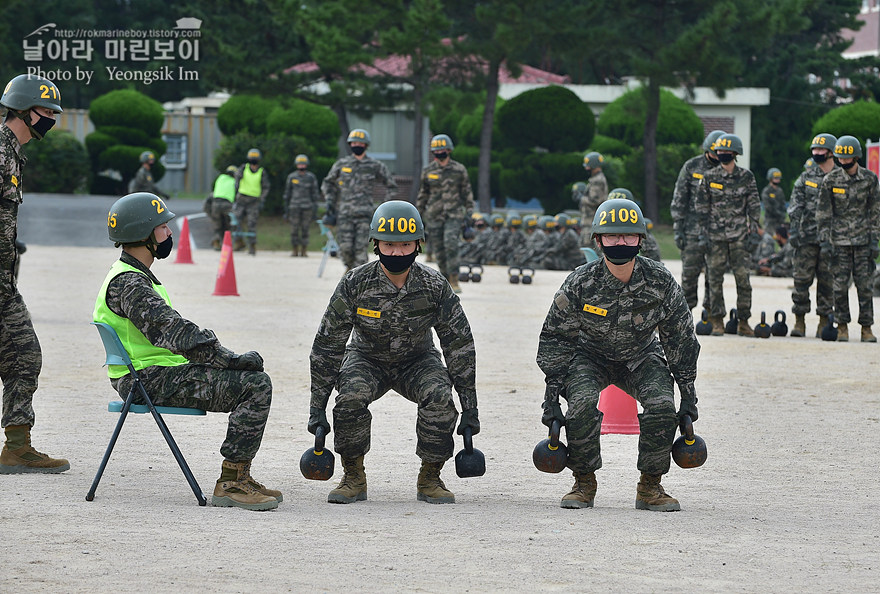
239;166;263;198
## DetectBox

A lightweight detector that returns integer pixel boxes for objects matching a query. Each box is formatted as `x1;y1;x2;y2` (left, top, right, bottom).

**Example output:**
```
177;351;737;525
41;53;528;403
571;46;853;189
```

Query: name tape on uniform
710;182;724;190
428;174;440;180
805;181;818;188
357;307;381;318
691;172;703;179
832;188;846;194
583;304;608;316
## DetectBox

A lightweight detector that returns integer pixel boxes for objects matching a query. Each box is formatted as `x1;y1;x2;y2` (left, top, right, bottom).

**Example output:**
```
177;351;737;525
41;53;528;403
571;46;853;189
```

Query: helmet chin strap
11;109;43;140
121;231;159;256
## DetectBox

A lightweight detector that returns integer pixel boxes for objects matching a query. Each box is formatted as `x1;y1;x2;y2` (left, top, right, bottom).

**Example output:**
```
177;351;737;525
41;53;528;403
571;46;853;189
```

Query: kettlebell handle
679;414;695;442
775;310;786;324
314;425;327;452
463;425;474;454
549;419;562;449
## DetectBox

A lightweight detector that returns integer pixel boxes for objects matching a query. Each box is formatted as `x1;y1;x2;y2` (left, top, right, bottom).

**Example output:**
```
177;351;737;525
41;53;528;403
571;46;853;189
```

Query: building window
162;134;187;170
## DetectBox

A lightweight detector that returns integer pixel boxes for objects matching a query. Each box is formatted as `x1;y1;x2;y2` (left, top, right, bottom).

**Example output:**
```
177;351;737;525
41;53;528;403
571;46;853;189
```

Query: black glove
870;236;879;261
541;400;566;428
307;406;330;435
323;208;337;226
677;384;699;423
227;351;264;372
462;223;475;241
457;407;480;436
674;232;686;251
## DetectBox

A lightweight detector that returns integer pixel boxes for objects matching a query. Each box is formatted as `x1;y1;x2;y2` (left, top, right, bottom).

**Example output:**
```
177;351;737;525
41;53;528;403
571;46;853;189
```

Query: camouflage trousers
332;350;457;463
336;215;371;270
288;207;314;248
562;353;677;475
707;240;752;320
831;245;874;326
207;198;233;244
233;194;261;247
425;220;461;278
791;242;833;316
680;237;710;311
111;364;272;461
0;291;41;428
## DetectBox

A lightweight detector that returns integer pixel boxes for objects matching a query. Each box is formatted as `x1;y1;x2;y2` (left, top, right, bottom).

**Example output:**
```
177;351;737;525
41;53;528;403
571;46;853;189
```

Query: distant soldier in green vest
205;165;237;250
234;148;270;255
94;192;281;510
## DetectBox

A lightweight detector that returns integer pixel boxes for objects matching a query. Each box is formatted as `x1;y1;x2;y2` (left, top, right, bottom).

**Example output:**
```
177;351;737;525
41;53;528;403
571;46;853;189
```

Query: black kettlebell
470;265;483;283
821;312;838;342
753;311;772;338
695;309;713;336
458;265;471;283
299;426;335;481
671;414;707;469
533;420;568;474
771;310;788;336
454;426;486;478
521;267;535;285
508;266;521;284
724;308;738;334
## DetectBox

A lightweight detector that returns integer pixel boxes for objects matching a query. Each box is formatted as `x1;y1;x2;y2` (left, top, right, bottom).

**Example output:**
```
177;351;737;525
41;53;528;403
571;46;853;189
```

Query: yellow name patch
342;167;352;173
357;307;381;318
292;179;299;184
710;182;723;190
769;193;776;198
832;188;846;194
583;304;607;316
428;174;440;180
691;172;703;179
10;175;18;187
805;180;818;188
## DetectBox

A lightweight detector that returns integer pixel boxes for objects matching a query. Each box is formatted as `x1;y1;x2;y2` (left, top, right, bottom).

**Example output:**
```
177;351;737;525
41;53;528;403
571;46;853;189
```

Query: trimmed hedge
21;130;90;193
496;85;595;152
597;88;703;147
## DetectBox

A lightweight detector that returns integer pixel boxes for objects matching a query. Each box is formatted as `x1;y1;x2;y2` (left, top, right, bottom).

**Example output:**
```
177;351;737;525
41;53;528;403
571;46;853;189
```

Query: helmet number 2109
598;208;639;226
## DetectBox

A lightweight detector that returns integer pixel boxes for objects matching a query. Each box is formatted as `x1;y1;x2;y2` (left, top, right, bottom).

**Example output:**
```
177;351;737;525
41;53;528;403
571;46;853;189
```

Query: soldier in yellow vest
233;148;270;255
205;165;237;250
94;192;280;511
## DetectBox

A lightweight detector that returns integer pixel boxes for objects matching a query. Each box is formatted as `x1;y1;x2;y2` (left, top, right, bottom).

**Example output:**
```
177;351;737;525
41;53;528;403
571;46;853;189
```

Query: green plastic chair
86;322;207;506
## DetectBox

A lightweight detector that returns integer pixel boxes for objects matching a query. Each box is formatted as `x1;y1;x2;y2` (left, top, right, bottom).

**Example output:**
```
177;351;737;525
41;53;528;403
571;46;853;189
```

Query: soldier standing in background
671;130;725;312
578;152;608;248
544;214;585;270
130;151;169;200
233;148;270;255
788;133;837;337
205;165;237;250
761;168;787;232
417;134;474;294
284;154;321;257
817;135;880;343
0;74;69;474
308;201;479;505
695;133;761;337
323;129;397;272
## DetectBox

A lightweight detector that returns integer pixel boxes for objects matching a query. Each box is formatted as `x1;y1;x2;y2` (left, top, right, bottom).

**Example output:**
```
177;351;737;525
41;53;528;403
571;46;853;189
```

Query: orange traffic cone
599;385;640;435
174;216;194;264
212;230;239;296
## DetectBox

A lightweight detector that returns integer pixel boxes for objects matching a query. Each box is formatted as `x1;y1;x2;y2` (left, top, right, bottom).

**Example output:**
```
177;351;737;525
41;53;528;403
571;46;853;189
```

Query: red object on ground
174;216;194;264
212;231;239;296
599;385;640;435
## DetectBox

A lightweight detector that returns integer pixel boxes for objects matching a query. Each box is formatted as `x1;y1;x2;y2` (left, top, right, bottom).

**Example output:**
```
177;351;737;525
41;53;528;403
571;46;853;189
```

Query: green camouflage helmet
583;151;605;170
607;187;634;202
490;213;506;227
810;133;836;151
295;154;309;165
714;133;743;155
506;212;522;229
1;74;62;112
702;130;726;152
538;215;556;230
370;200;424;241
591;198;646;239
107;192;175;244
471;211;487;226
430;134;454;152
140;151;155;164
347;128;371;145
522;214;539;229
834;135;862;159
225;165;238;175
554;213;569;227
572;181;587;194
766;167;782;181
247;148;262;161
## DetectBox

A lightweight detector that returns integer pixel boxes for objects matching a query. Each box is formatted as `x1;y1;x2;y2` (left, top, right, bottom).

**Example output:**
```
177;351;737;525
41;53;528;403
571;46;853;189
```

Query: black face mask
30;110;56;140
602;243;640;265
433;151;448;161
717;153;735;164
351;145;366;156
155;236;174;259
706;153;720;166
812;153;828;164
378;251;417;274
248;158;259;166
834;158;857;171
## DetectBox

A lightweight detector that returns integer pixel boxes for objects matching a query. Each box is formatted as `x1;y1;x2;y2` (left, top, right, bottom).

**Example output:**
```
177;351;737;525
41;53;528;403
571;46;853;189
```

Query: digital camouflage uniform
671;154;716;310
416;159;474;278
696;165;761;321
310;261;477;462
459;226;492;266
130;165;167;197
760;241;793;277
761;182;787;232
283;168;321;250
537;257;699;475
514;227;547;268
0;125;41;428
322;155;397;269
579;172;607;247
789;164;835;317
817;165;880;326
752;231;777;270
491;227;511;265
233;164;271;249
96;253;272;461
544;227;584;270
640;230;662;263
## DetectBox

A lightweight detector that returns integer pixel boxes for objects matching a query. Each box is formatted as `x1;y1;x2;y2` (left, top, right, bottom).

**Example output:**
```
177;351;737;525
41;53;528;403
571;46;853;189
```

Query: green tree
496;85;594;152
22;130;90;193
597;88;703;148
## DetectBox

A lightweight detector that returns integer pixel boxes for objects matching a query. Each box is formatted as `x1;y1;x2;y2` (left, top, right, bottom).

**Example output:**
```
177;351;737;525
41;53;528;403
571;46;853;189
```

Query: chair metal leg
86;388;136;501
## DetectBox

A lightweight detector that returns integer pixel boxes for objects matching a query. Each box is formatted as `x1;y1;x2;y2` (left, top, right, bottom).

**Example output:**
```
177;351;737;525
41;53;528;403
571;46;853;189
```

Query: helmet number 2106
377;217;417;233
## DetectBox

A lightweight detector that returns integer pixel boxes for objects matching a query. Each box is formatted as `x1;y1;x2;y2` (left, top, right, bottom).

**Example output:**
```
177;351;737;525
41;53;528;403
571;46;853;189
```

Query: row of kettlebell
695;309;839;340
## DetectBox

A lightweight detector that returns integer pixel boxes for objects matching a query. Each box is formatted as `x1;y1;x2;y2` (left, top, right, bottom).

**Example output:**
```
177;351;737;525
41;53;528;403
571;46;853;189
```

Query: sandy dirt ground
2;245;878;593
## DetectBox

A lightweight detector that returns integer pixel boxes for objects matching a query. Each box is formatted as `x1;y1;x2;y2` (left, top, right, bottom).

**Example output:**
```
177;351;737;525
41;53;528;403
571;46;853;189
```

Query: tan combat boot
211;460;279;511
0;425;69;474
417;460;455;504
248;243;256;256
238;460;282;502
233;238;246;252
816;315;829;338
211;239;221;251
300;246;308;257
837;323;849;342
861;326;877;343
328;456;367;504
709;316;724;336
791;314;806;337
560;471;597;509
635;472;680;512
737;319;755;337
446;274;462;294
291;247;298;257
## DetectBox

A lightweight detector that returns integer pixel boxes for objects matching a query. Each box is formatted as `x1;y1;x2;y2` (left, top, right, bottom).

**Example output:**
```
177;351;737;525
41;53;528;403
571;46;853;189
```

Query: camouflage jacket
571;184;587;207
671;154;716;238
579;171;608;227
416;159;474;223
761;183;787;229
788;164;834;242
752;232;777;267
322;154;397;218
516;229;548;267
767;241;793;277
817;165;880;246
696;164;761;241
310;260;477;411
537;256;699;401
101;252;235;367
460;227;493;265
0;125;25;295
130;166;163;195
640;231;662;262
549;228;582;261
283;169;321;212
490;227;511;263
